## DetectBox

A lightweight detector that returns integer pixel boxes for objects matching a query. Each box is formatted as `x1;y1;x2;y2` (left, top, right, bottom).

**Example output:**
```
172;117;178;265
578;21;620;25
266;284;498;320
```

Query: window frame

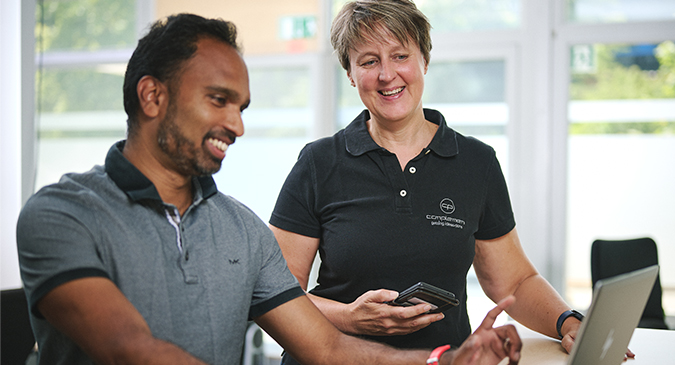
551;6;675;292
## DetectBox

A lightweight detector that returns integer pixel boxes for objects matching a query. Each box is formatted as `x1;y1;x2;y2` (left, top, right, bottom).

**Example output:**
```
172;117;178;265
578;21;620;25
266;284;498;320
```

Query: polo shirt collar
105;140;218;203
344;108;459;157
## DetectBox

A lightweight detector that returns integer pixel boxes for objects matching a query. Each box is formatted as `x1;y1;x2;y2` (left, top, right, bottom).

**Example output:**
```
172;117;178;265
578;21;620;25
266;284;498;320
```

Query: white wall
1;0;22;290
1;0;33;290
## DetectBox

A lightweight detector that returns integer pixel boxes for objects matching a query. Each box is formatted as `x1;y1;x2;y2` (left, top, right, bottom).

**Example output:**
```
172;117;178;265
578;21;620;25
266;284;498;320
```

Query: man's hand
446;296;521;365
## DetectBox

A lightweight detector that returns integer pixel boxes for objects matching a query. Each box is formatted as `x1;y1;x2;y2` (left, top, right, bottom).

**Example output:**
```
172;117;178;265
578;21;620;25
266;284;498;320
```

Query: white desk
498;323;675;365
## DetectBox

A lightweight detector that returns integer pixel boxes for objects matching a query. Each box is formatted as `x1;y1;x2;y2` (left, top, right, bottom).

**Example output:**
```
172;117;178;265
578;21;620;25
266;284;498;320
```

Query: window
333;0;521;33
34;0;321;222
157;0;322;221
565;41;675;314
34;0;137;190
214;66;313;220
419;0;520;32
423;59;509;172
567;0;675;24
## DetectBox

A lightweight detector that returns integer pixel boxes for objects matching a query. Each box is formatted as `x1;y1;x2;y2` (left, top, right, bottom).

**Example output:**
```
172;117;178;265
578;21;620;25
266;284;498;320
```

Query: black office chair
1;287;36;365
591;237;669;330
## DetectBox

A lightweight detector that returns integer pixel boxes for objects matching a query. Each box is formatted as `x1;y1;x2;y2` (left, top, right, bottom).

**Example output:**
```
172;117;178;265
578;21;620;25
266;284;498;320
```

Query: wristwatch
556;309;584;339
427;344;451;365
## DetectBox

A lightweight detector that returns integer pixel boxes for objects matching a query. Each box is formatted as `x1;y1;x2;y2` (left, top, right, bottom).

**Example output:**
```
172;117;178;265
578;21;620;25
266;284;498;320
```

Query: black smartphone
389;282;459;313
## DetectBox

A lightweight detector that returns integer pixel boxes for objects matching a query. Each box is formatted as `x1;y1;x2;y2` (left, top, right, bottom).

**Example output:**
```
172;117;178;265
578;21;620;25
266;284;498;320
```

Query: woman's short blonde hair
330;0;432;72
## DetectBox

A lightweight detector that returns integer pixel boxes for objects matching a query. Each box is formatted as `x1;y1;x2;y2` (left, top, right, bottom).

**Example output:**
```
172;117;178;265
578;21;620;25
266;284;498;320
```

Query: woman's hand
560;320;635;360
340;289;445;336
271;227;443;337
559;322;579;354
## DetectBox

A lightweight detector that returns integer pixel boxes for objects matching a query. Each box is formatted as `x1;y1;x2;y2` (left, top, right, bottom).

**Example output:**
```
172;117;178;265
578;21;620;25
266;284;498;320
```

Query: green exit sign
279;16;317;40
571;44;597;74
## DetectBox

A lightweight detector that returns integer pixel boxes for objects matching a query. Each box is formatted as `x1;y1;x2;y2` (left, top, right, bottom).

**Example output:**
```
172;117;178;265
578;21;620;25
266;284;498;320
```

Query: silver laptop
567;265;659;365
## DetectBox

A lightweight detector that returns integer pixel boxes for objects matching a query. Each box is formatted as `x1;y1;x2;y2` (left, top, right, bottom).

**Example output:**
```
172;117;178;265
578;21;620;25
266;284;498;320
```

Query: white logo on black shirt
425;198;465;229
440;198;455;214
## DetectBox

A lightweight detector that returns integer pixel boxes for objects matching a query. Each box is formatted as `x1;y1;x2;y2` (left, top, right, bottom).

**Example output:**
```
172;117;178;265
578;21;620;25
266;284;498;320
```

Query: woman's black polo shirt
270;108;515;349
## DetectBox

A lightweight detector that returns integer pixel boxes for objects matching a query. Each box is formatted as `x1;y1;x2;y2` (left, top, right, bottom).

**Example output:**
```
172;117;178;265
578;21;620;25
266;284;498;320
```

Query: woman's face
347;30;428;125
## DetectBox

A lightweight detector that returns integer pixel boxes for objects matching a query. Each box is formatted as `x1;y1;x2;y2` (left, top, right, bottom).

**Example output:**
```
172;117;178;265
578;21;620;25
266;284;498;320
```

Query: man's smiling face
157;36;251;176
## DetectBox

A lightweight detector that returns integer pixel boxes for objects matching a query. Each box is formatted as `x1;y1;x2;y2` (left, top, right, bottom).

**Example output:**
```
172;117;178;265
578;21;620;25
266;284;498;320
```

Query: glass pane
35;66;127;190
332;0;520;33
424;60;509;174
37;0;137;52
566;41;675;316
214;67;312;221
38;67;125;113
36;132;126;189
155;0;320;55
418;0;520;32
34;0;135;191
567;0;675;24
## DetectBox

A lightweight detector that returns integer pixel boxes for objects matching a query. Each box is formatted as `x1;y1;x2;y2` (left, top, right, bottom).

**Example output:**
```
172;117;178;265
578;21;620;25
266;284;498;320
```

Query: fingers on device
390;282;459;313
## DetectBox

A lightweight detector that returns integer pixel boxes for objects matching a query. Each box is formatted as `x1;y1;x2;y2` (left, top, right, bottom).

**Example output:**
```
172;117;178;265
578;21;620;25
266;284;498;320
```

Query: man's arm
37;277;207;365
255;293;521;365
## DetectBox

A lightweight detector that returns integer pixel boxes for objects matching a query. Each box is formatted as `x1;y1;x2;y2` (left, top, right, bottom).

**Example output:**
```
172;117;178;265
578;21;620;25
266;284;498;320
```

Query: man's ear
136;75;167;119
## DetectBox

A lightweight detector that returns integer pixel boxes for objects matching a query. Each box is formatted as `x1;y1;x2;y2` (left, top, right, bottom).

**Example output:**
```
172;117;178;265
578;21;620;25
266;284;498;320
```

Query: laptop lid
568;265;659;365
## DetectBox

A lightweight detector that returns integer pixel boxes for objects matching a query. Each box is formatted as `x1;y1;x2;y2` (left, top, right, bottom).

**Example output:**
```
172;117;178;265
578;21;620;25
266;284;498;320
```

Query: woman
270;0;582;362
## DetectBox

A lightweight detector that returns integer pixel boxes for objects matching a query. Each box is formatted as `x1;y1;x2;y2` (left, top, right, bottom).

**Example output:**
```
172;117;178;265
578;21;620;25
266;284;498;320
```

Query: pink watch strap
427;344;451;365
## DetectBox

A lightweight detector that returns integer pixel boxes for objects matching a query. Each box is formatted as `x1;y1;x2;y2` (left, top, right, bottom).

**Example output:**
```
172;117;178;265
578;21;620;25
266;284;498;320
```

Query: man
17;14;521;365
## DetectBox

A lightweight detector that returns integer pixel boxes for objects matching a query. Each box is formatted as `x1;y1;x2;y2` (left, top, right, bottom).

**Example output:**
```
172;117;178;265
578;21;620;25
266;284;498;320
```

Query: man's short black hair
122;13;241;136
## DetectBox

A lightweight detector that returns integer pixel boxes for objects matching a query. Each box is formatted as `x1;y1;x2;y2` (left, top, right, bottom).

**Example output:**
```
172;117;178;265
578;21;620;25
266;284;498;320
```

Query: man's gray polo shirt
17;140;303;364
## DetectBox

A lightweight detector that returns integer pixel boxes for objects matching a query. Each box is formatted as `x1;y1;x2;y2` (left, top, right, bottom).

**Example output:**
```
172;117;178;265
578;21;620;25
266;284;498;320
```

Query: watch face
570;310;585;322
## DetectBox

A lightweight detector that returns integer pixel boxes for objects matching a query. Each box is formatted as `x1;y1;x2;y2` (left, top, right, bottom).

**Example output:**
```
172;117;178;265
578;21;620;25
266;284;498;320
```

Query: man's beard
156;103;223;177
